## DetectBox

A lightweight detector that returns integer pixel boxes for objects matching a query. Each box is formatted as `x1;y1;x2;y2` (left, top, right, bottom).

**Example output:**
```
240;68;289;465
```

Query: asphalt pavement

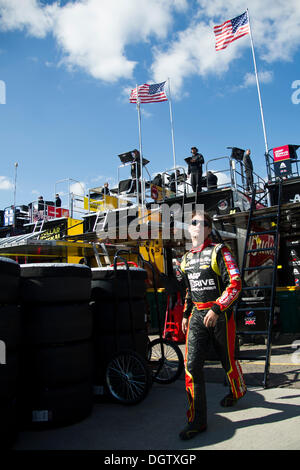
13;381;300;451
13;333;300;452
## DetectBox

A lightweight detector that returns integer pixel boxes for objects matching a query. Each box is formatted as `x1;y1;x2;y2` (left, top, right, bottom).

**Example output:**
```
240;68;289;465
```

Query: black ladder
235;180;283;388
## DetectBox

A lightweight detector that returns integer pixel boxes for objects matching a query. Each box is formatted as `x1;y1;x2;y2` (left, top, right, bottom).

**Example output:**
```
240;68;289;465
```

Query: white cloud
54;0;188;82
0;176;13;190
0;0;188;82
151;20;240;98
70;181;85;196
241;70;274;88
1;0;300;97
151;0;300;97
0;0;57;37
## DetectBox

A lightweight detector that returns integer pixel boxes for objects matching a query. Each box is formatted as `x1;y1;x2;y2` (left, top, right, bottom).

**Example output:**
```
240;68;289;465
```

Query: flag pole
167;78;177;170
246;8;269;155
136;84;145;213
167;77;178;193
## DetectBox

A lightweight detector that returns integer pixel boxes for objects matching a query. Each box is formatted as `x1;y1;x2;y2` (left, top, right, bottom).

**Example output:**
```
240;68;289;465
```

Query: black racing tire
0;258;20;304
148;338;184;384
0;304;21;350
105;350;152;405
0;257;20;276
91;267;147;300
0;397;18;449
0;351;18;400
18;381;93;429
20;341;93;387
21;302;93;344
91;298;147;334
92;266;147;281
20;263;91;303
91;280;146;301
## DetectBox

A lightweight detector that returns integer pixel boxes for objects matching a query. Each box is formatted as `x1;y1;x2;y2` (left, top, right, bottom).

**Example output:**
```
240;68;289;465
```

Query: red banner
47;206;69;219
273;145;290;162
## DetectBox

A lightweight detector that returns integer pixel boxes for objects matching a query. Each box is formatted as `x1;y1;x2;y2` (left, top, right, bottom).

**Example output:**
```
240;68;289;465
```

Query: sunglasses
191;219;209;227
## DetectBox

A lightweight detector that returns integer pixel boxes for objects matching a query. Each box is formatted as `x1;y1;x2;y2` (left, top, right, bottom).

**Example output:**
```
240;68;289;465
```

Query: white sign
290;194;300;204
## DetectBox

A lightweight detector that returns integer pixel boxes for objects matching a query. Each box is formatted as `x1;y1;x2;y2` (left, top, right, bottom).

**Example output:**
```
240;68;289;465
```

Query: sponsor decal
199;264;210;270
229;268;240;275
273;145;290;161
189;278;216;289
219;287;238;306
245;310;256;326
218;199;229;211
224;251;240;275
248;232;275;268
188;272;201;280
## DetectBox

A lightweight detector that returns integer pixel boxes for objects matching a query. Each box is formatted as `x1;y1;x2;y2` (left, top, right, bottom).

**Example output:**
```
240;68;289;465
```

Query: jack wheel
148;338;184;384
105;350;152;405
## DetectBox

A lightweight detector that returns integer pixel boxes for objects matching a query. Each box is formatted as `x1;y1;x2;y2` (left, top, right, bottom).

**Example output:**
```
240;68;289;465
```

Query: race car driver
179;209;246;440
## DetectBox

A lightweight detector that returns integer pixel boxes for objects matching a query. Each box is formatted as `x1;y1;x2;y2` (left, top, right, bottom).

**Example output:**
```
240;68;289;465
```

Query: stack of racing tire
91;265;152;404
18;263;94;429
0;257;21;448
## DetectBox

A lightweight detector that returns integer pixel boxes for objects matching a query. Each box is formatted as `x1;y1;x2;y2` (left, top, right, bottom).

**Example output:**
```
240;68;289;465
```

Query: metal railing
265;149;300;183
54;178;85;216
205;156;268;206
117;160;152;208
206;156;266;194
205;156;235;190
26;200;71;224
159;166;189;199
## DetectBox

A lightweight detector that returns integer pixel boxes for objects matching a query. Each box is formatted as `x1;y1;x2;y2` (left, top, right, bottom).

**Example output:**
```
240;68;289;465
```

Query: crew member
179;210;246;440
206;171;218;190
169;172;176;193
152;173;162;187
131;150;141;180
243;149;254;192
187;147;204;194
169;169;182;193
101;182;110;196
37;196;45;212
130;150;141;195
55;193;62;207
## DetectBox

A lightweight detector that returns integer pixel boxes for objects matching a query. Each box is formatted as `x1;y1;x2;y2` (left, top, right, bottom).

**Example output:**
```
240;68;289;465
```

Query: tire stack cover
91;266;149;398
18;263;94;429
0;257;21;448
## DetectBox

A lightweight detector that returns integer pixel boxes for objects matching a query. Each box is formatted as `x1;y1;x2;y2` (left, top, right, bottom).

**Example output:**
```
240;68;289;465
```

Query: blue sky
0;0;299;210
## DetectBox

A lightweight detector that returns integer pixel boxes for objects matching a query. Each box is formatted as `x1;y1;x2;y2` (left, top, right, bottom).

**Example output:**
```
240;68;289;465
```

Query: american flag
130;81;168;104
214;11;250;51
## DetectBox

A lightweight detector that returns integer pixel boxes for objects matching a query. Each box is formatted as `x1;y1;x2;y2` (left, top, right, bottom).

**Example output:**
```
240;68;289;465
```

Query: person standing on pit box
179;210;246;441
243;149;254;192
101;182;110;196
187;147;204;195
130;150;141;195
55;193;61;208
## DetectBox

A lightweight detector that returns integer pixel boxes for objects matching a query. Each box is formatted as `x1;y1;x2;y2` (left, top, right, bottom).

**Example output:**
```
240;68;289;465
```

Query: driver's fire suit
180;238;246;427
